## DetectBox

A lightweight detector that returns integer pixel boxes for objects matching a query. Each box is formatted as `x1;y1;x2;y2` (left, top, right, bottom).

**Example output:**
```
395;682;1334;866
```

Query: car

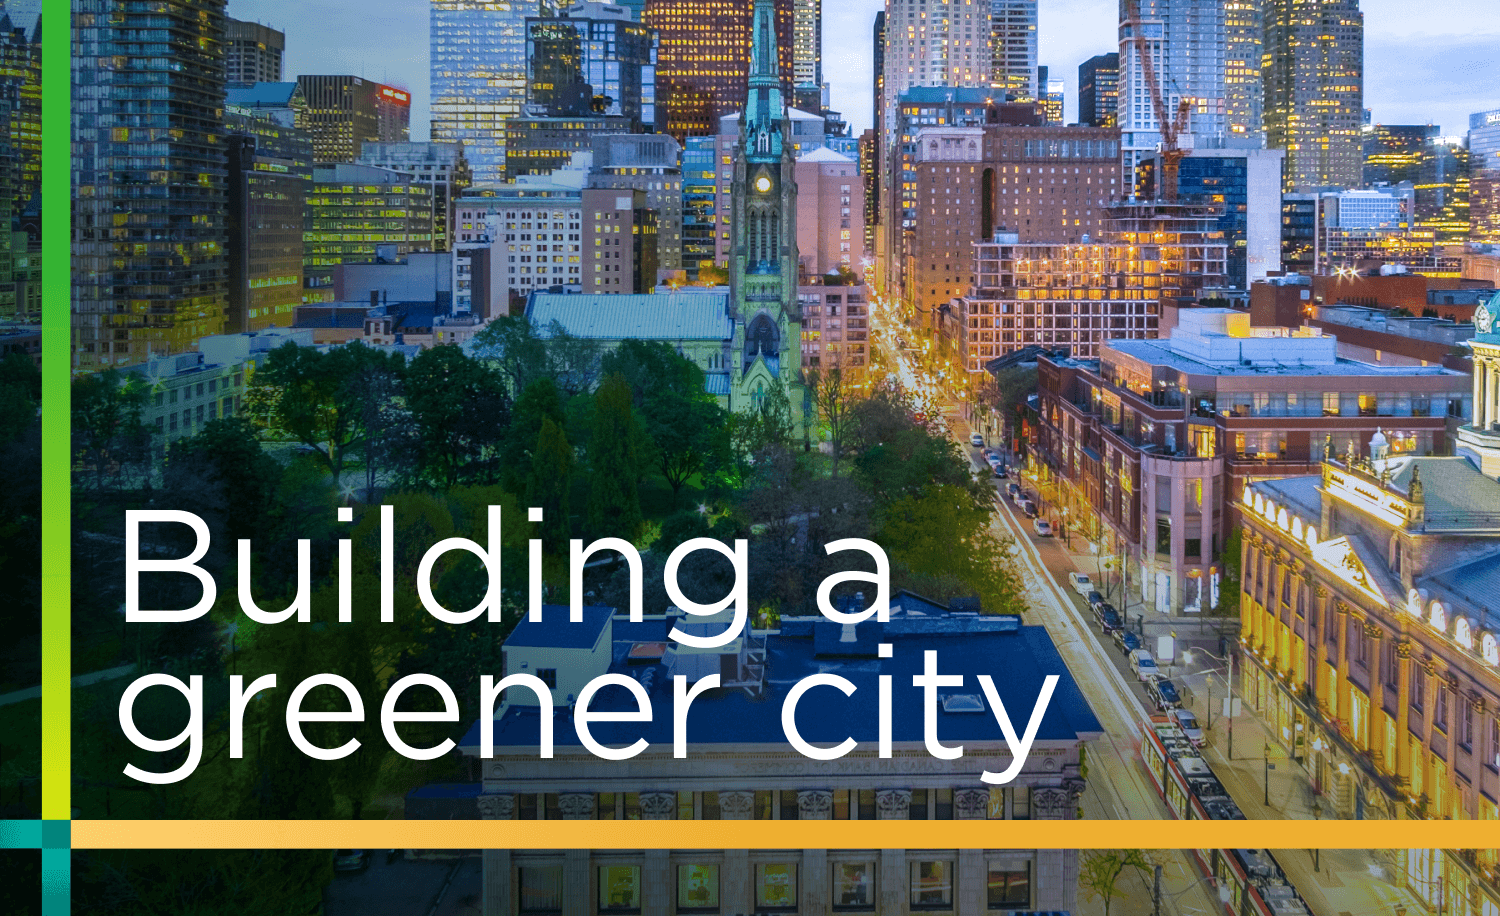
333;850;370;873
1149;677;1182;710
1129;648;1160;681
1092;602;1117;624
1086;591;1106;610
993;465;1008;479
983;449;999;462
1019;499;1038;518
1006;483;1022;500
986;454;1002;469
1068;572;1093;596
1098;608;1121;633
1113;629;1141;655
1033;518;1052;537
1172;707;1205;746
970;433;985;447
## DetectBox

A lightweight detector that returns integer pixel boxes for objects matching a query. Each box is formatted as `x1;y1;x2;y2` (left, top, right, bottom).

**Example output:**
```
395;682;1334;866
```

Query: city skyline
230;0;1499;141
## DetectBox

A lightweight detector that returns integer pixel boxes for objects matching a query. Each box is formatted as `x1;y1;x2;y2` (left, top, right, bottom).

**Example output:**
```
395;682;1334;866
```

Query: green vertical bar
41;0;71;821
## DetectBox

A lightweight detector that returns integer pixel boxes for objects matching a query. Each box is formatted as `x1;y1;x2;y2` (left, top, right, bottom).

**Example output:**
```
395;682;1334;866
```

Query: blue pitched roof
504;604;613;649
529;292;732;341
704;371;730;397
461;611;1103;753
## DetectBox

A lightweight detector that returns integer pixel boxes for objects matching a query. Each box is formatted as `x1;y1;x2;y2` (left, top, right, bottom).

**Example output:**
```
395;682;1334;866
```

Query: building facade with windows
1033;309;1470;615
356;141;473;253
225;17;283;83
1262;0;1363;191
1239;434;1500;916
1077;53;1118;129
459;601;1102;916
990;0;1037;102
526;2;659;130
798;283;868;370
304;164;436;299
454;176;585;306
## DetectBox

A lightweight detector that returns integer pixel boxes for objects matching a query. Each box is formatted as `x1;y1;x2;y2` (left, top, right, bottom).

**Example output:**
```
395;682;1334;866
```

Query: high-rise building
871;10;885;139
1078;53;1119;128
1224;0;1262;141
795;147;862;278
225;104;312;333
304;164;435;299
1138;147;1285;287
1036;66;1063;125
880;0;994;147
356;142;474;253
792;0;820;88
644;0;794;141
432;0;560;184
295;75;412;164
503;114;632;180
681;136;718;277
1363;124;1435;188
526;2;659;130
1470;109;1500;176
0;10;38;213
1262;0;1363;191
225;17;283;83
859;128;879;263
589;133;683;272
73;0;229;369
582;186;658;294
990;0;1038;101
453;160;588;305
1117;0;1227;189
1415;137;1469;245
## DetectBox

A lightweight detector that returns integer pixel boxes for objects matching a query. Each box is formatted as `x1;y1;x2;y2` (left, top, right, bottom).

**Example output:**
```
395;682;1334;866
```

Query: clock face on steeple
754;175;772;194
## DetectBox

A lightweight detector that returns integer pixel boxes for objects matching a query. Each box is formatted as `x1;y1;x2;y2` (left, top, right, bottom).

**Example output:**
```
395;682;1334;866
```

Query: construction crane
1123;0;1193;202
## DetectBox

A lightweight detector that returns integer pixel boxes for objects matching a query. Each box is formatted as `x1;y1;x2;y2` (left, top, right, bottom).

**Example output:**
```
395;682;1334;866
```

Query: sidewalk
1178;664;1424;916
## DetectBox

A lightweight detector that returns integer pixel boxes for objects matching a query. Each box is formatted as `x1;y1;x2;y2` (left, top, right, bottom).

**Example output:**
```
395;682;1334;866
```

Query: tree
469;314;550;396
502;378;565;496
878;484;1026;614
542;319;603;397
164;417;282;545
350;357;415;500
71;369;151;490
0;352;40;442
1078;850;1156;916
587;374;644;541
695;264;729;286
406;345;511;488
601;338;704;408
527;418;574;549
806;363;860;476
643;390;729;500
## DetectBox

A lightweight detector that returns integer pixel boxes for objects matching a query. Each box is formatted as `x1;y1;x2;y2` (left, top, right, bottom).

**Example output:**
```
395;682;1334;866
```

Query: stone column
879;850;906;916
563;849;590;916
1334;600;1351;730
1313;586;1331;712
1395;639;1413;793
956;849;985;916
643;850;670;916
800;851;828;916
483;848;512;916
1472;355;1486;428
1240;533;1258;646
1366;623;1385;765
1491;360;1500;429
722;850;751;916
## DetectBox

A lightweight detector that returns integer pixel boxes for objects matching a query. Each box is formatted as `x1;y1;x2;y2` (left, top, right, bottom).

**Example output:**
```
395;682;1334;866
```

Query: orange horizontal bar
70;819;1500;850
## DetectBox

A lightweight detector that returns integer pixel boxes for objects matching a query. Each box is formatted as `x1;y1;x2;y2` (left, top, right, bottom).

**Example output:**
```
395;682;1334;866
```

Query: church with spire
725;0;807;435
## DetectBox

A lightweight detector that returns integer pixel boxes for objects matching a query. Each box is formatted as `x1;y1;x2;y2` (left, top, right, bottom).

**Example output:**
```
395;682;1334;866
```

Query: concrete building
1035;309;1471;615
1262;0;1364;191
458;600;1102;916
589;133;683;273
959;202;1227;370
798;284;868;370
295;75;411;164
504;114;633;180
1138;147;1285;287
1239;431;1500;913
878;0;994;151
792;0;821;89
990;0;1038;101
355;142;473;253
332;252;454;307
1077;53;1118;129
1223;0;1262;142
454;158;589;307
225;103;313;333
225;17;283;83
453;232;507;319
582;187;659;295
795;147;863;279
304;164;436;300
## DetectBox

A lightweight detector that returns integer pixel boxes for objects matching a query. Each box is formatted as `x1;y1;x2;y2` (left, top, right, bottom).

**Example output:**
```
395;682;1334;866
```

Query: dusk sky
231;0;1500;141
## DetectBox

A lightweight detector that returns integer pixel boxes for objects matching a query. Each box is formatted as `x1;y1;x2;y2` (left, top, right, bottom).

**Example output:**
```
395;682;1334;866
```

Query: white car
969;433;984;447
1172;707;1206;747
1033;518;1052;537
1067;572;1093;596
1130;648;1160;681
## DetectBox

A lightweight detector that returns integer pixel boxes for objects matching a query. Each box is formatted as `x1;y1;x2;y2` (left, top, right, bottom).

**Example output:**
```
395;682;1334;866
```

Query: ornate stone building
458;599;1102;916
1240;433;1500;915
1457;292;1500;478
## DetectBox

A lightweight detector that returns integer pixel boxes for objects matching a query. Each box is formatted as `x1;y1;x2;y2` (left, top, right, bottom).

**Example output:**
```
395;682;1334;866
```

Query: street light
1184;646;1237;760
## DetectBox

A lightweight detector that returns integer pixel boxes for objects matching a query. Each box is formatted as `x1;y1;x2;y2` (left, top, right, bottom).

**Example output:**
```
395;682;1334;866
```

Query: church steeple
743;0;786;163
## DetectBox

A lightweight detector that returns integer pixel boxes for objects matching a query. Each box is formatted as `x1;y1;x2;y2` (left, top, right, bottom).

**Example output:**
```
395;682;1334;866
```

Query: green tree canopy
406;345;511;488
587;374;645;541
527;417;574;548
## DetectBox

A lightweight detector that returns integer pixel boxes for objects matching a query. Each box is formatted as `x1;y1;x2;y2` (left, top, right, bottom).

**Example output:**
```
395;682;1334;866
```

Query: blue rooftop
504;604;613;649
226;81;300;108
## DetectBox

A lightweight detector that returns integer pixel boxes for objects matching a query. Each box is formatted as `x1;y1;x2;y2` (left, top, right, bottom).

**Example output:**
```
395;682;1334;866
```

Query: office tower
1363;124;1435;188
1262;0;1363;191
1118;0;1226;189
681;136;717;277
990;0;1038;101
432;0;560;185
1138;147;1285;286
1470;109;1500;176
1224;0;1261;141
225;17;283;83
1470;111;1500;245
356;142;473;252
225;103;312;332
589;133;683;272
582;187;658;293
795;147;862;278
792;0;820;88
1415;137;1468;245
295;75;411;164
304;165;435;299
1078;53;1119;128
880;0;993;147
0;10;38;213
504;114;631;179
526;2;659;130
859;128;878;262
1036;66;1063;125
644;0;794;141
872;11;885;135
73;0;229;369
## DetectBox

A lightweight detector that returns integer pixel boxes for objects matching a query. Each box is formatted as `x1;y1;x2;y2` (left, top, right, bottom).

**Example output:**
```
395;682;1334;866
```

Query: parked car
1019;499;1038;518
993;465;1008;479
1172;707;1205;746
1068;572;1093;596
1033;518;1052;537
1006;483;1022;500
1113;629;1140;655
333;850;370;873
1098;608;1121;633
1086;591;1106;610
1148;677;1182;710
986;454;1002;470
1129;648;1159;681
970;433;985;447
1092;602;1117;624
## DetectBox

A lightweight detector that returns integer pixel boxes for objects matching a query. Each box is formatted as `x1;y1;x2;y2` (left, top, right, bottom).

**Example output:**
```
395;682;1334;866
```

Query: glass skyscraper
432;0;562;184
1262;0;1363;191
73;0;229;369
526;4;658;129
990;0;1037;102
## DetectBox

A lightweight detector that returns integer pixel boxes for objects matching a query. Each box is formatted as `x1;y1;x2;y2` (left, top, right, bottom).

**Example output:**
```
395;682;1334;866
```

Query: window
537;668;557;689
599;866;641;912
756;864;797;910
1435;683;1448;732
1490;717;1500;770
1009;786;1031;820
910;861;953;909
832;862;874;909
598;792;617;819
1460;700;1474;751
518;866;563;913
986;864;1031;909
678;865;720;911
909;788;929;819
1412;660;1425;710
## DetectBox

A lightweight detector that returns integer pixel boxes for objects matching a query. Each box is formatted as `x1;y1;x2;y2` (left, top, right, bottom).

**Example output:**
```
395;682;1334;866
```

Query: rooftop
505;605;613;650
529;292;732;341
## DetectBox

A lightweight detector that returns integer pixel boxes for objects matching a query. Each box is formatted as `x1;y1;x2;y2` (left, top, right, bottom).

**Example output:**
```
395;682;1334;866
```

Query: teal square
40;820;69;849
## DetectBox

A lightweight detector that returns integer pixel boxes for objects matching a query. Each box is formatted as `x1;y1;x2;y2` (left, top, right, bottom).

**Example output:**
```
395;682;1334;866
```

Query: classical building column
483;848;512;916
1313;585;1331;713
1395;640;1413;793
1366;623;1385;765
1334;600;1352;731
1472;355;1486;427
1240;532;1258;646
